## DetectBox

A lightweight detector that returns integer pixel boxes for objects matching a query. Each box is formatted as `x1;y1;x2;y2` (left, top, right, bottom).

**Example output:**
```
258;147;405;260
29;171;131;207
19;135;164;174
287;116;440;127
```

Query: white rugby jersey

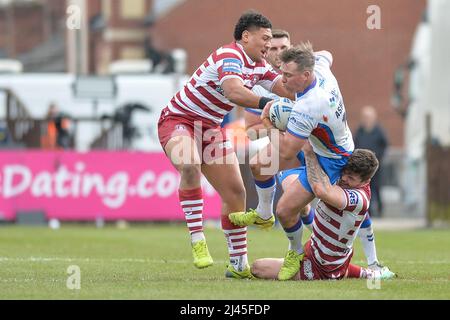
167;42;281;124
310;184;371;272
286;53;354;159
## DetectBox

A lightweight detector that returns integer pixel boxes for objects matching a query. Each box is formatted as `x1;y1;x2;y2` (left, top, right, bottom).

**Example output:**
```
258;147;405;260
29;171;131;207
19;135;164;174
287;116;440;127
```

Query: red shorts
294;240;352;280
157;107;234;163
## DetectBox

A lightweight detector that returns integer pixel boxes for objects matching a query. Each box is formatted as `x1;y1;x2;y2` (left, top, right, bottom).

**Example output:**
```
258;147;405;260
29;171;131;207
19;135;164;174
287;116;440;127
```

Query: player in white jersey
230;42;356;280
157;11;293;279
250;142;396;281
245;29;292;139
243;30;316;231
238;36;384;270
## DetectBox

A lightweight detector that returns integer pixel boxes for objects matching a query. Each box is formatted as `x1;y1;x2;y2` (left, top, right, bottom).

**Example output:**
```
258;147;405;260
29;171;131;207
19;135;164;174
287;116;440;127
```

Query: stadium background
0;0;449;300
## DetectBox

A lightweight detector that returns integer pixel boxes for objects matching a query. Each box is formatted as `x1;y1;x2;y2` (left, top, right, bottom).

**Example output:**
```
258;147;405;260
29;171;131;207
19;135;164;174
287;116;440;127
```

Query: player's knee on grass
250;260;263;278
251;259;281;280
250;260;272;279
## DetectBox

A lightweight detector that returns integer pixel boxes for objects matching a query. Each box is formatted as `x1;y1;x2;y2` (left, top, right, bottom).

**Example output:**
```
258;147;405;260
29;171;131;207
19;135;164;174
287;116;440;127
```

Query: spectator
41;103;73;150
0;120;12;148
354;105;389;217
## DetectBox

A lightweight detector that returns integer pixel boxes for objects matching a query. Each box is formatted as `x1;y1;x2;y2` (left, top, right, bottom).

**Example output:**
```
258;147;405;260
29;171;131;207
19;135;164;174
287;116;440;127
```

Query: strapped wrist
258;97;273;110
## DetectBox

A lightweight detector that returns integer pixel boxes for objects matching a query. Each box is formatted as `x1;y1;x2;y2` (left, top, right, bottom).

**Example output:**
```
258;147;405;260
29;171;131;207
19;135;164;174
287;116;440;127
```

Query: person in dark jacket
354;106;389;217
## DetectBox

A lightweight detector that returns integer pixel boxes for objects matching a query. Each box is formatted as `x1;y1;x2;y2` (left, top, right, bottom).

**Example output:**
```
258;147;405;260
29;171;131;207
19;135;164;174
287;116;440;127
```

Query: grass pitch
0;224;449;300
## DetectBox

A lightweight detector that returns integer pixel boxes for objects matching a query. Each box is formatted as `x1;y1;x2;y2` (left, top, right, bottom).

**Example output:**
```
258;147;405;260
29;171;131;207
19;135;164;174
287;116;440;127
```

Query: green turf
0;224;449;299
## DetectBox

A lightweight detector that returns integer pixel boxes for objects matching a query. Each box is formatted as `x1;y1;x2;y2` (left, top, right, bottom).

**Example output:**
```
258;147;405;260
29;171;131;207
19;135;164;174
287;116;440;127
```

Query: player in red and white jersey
157;11;293;279
251;142;396;281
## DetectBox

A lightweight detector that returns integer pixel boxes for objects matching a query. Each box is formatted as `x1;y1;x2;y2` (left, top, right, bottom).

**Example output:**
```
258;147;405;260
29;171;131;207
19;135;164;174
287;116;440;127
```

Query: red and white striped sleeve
215;47;245;85
342;188;370;215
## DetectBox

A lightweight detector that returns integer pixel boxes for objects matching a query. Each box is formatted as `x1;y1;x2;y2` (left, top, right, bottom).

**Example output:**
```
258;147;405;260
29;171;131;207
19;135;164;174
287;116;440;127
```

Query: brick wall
149;0;427;147
0;1;67;57
0;3;45;56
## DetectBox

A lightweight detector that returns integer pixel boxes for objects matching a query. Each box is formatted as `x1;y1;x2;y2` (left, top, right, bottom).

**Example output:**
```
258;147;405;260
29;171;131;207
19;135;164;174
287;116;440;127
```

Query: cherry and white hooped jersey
286;53;354;159
167;42;281;124
310;184;371;272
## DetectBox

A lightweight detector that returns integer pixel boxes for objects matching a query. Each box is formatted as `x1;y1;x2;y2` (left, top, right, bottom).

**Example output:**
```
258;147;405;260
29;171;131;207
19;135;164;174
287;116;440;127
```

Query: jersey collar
296;78;317;100
235;42;256;66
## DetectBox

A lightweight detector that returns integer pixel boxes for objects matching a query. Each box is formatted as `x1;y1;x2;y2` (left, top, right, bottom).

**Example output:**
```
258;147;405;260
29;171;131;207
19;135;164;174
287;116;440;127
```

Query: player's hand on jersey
261;100;274;129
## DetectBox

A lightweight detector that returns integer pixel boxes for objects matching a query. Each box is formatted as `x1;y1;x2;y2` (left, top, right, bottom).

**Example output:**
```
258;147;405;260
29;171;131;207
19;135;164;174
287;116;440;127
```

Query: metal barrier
1;87;126;150
2;88;41;148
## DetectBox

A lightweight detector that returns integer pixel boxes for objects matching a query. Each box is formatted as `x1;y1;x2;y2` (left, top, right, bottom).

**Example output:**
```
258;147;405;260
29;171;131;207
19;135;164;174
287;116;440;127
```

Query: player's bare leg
251;258;284;280
202;151;253;279
276;177;315;280
164;134;213;269
281;174;314;231
230;142;300;229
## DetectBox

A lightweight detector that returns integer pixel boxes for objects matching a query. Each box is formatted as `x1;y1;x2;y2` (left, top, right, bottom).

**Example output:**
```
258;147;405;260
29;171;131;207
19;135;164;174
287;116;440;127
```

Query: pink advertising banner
0;151;221;221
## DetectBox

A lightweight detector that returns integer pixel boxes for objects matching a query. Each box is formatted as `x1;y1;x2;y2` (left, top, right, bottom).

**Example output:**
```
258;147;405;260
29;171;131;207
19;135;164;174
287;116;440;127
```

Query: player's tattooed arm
303;142;346;209
303;144;332;191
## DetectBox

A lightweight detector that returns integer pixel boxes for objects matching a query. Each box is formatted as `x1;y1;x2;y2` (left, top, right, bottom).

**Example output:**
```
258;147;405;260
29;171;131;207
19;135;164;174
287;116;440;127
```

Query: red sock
346;263;364;278
178;188;204;243
222;215;248;270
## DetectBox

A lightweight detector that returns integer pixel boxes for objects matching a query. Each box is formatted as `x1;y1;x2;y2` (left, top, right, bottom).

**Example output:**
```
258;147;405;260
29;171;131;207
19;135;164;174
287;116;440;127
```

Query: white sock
284;219;304;254
230;254;249;272
255;178;276;220
191;231;205;244
358;226;378;265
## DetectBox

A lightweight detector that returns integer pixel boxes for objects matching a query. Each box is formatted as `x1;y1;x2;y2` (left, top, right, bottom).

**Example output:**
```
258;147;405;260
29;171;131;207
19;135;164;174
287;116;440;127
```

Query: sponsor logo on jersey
222;58;242;74
329;96;337;108
348;190;359;206
319;78;325;88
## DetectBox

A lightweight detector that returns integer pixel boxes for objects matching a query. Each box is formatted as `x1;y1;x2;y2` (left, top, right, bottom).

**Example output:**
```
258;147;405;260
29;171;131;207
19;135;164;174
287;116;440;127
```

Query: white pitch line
0;257;229;264
1;257;449;266
352;259;450;265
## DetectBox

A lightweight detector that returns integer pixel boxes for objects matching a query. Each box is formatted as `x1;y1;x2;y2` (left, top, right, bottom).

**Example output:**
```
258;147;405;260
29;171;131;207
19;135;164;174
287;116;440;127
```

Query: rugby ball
269;98;293;131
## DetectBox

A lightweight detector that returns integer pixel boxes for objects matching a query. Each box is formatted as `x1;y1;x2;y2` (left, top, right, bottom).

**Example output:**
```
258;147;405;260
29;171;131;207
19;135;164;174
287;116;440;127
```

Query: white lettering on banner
136;172;156;197
0;163;217;209
103;172;129;209
3;165;32;198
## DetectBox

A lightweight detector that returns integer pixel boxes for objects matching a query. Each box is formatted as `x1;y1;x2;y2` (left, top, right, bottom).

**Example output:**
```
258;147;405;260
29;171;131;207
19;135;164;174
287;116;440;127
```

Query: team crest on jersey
250;75;259;86
175;124;187;131
215;86;224;95
348;190;359;206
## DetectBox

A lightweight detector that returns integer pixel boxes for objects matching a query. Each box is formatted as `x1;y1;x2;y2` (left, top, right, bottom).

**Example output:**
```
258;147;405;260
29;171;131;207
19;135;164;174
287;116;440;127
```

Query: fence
1;88;124;150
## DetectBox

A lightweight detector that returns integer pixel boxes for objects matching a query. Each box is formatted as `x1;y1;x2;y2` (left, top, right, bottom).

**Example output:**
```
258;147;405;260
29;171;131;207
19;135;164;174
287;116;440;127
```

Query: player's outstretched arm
303;142;346;209
315;50;333;67
222;78;263;109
